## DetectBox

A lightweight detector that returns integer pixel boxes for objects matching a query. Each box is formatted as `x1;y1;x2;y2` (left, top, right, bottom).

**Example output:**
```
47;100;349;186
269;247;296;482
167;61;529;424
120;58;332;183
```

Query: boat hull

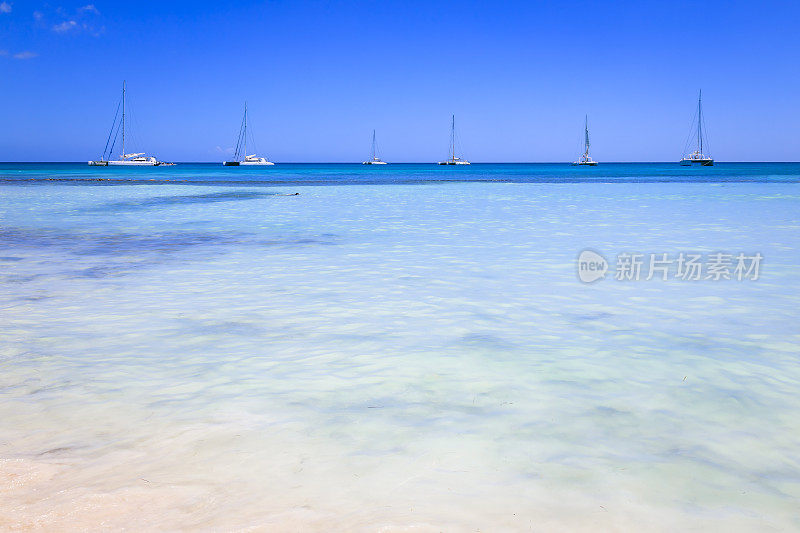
572;162;598;166
90;159;168;166
680;159;714;166
107;161;160;166
363;161;387;165
223;161;275;166
438;161;470;165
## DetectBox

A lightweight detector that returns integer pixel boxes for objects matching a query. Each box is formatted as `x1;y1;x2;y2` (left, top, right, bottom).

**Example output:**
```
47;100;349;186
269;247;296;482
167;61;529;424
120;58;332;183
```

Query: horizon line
2;161;800;165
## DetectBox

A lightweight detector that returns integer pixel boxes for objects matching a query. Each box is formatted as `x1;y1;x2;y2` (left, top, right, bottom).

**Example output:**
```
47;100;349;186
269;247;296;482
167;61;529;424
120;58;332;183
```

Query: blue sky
1;0;798;162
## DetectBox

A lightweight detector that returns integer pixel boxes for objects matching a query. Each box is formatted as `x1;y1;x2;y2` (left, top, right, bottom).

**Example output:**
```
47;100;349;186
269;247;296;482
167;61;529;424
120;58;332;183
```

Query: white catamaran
438;115;470;165
680;90;714;166
89;81;170;166
223;103;274;166
362;130;387;165
572;115;598;166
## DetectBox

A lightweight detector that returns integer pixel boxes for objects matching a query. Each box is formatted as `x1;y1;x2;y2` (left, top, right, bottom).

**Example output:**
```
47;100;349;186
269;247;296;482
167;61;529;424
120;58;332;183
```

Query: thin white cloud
39;5;103;35
0;49;8;56
0;2;12;14
13;51;38;59
53;19;78;32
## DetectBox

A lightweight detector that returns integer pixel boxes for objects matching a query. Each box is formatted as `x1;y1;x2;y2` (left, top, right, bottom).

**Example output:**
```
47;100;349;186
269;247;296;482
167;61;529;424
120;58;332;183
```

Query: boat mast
243;102;247;161
450;115;455;162
584;115;590;156
697;90;703;154
121;81;126;159
372;129;376;160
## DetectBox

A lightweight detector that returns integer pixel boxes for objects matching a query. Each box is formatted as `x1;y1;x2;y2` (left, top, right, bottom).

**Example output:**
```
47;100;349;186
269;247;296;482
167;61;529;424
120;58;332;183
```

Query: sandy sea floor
1;181;799;531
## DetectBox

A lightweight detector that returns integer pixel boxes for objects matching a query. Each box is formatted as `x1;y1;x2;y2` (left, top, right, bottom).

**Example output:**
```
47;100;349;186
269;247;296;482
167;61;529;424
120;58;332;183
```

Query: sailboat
572;115;598;166
438;115;470;165
223;103;274;166
362;130;387;165
680;90;714;166
89;81;169;166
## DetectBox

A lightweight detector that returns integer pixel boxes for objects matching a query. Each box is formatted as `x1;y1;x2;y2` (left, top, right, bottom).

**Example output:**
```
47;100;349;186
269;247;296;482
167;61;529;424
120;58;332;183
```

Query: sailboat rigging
362;130;387;164
438;115;470;165
88;81;170;166
223;103;274;166
572;115;598;166
680;90;714;166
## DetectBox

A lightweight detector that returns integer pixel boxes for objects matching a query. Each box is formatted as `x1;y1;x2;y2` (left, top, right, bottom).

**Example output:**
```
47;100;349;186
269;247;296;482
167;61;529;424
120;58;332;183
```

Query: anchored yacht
680;91;714;166
223;103;274;166
363;130;387;164
572;115;598;166
89;81;169;166
438;115;470;165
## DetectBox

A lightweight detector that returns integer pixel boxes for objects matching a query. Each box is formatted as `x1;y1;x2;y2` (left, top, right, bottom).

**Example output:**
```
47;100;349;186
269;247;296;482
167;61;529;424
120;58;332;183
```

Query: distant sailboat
362;129;387;164
223;103;274;166
89;81;170;166
438;115;470;165
572;115;598;166
680;90;714;166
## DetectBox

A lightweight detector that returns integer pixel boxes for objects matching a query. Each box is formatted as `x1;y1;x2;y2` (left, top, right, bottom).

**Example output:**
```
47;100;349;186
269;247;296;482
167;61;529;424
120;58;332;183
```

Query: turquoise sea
1;163;799;531
3;161;800;184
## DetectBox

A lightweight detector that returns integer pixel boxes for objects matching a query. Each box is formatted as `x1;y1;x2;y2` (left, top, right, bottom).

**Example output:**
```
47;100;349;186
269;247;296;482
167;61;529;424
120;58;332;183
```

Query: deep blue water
1;162;798;185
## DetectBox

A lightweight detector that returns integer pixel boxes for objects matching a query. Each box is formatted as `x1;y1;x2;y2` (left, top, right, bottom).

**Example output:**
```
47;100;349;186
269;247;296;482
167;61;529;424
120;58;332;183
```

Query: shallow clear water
1;165;799;531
